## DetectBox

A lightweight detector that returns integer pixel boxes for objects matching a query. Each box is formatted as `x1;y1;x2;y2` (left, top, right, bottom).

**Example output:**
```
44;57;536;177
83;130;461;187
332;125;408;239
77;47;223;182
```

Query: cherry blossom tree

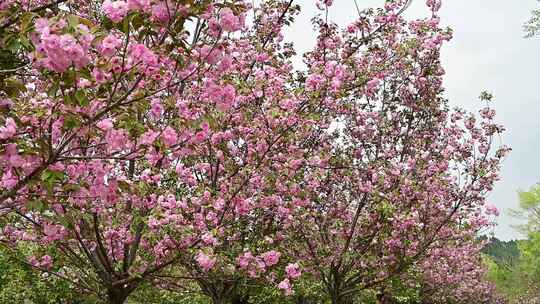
276;1;509;303
0;1;321;303
0;0;338;303
416;240;501;303
0;0;508;304
365;238;502;303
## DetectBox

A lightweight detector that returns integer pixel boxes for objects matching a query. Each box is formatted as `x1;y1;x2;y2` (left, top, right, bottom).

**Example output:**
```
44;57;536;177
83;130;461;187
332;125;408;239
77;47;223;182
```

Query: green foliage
508;184;540;234
482;237;520;267
0;246;92;304
483;234;540;301
484;183;540;302
0;242;457;304
485;238;540;303
127;287;210;304
484;255;523;301
517;232;540;284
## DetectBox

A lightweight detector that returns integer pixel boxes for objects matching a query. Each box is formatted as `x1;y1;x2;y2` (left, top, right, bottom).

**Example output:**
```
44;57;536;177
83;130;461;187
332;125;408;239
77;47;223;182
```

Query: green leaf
121;14;131;34
6;39;21;53
26;200;44;212
20;12;36;34
62;70;77;87
63;94;73;105
56;217;74;229
19;37;34;51
74;90;89;106
67;15;79;28
63;115;81;130
118;180;131;192
62;184;80;192
47;85;59;98
131;14;144;30
40;170;53;182
3;78;26;98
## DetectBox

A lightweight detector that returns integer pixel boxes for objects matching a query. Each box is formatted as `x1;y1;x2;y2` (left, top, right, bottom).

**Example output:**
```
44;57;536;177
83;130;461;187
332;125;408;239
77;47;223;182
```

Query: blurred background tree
524;9;540;37
484;184;540;303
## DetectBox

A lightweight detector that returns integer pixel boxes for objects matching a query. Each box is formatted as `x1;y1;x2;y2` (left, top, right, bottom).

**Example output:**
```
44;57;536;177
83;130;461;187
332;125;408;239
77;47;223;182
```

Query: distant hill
481;237;520;267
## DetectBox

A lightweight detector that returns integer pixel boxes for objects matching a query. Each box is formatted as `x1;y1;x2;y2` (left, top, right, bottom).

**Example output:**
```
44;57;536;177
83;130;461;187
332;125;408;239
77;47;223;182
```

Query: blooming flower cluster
34;18;92;73
103;0;129;23
195;252;216;272
0;118;16;140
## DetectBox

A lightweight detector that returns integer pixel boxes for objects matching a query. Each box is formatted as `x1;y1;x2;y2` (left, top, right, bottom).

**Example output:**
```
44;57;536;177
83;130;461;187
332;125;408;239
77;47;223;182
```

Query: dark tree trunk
295;295;315;304
210;293;249;304
211;297;226;304
328;270;356;304
330;293;354;304
329;290;357;304
230;293;249;304
377;291;394;304
200;279;248;304
107;288;130;304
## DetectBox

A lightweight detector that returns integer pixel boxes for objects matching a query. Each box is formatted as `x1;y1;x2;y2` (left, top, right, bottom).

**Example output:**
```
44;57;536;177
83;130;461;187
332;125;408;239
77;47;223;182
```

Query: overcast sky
282;0;540;240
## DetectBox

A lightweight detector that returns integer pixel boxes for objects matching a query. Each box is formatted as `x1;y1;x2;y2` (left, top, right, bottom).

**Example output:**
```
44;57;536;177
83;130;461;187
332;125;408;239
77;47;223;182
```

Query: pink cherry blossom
162;126;178;147
285;263;301;279
128;0;150;11
261;250;281;267
195;252;216;272
42;223;67;243
151;2;170;23
97;119;114;131
1;170;17;188
220;8;240;32
150;99;164;118
103;0;129;23
0;118;16;139
100;34;122;57
486;204;500;216
237;251;254;269
277;278;293;296
40;255;53;269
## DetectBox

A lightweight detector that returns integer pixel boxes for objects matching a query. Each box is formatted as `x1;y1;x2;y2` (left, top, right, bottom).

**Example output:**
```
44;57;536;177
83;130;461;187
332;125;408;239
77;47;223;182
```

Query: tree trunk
377;292;393;304
107;288;130;304
377;288;397;304
211;297;226;304
330;292;355;304
210;294;249;304
231;294;249;304
200;279;248;304
295;295;314;304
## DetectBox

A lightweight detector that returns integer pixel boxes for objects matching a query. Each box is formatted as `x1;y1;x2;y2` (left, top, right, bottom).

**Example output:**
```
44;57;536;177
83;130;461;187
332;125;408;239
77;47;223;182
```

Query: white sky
282;0;540;240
